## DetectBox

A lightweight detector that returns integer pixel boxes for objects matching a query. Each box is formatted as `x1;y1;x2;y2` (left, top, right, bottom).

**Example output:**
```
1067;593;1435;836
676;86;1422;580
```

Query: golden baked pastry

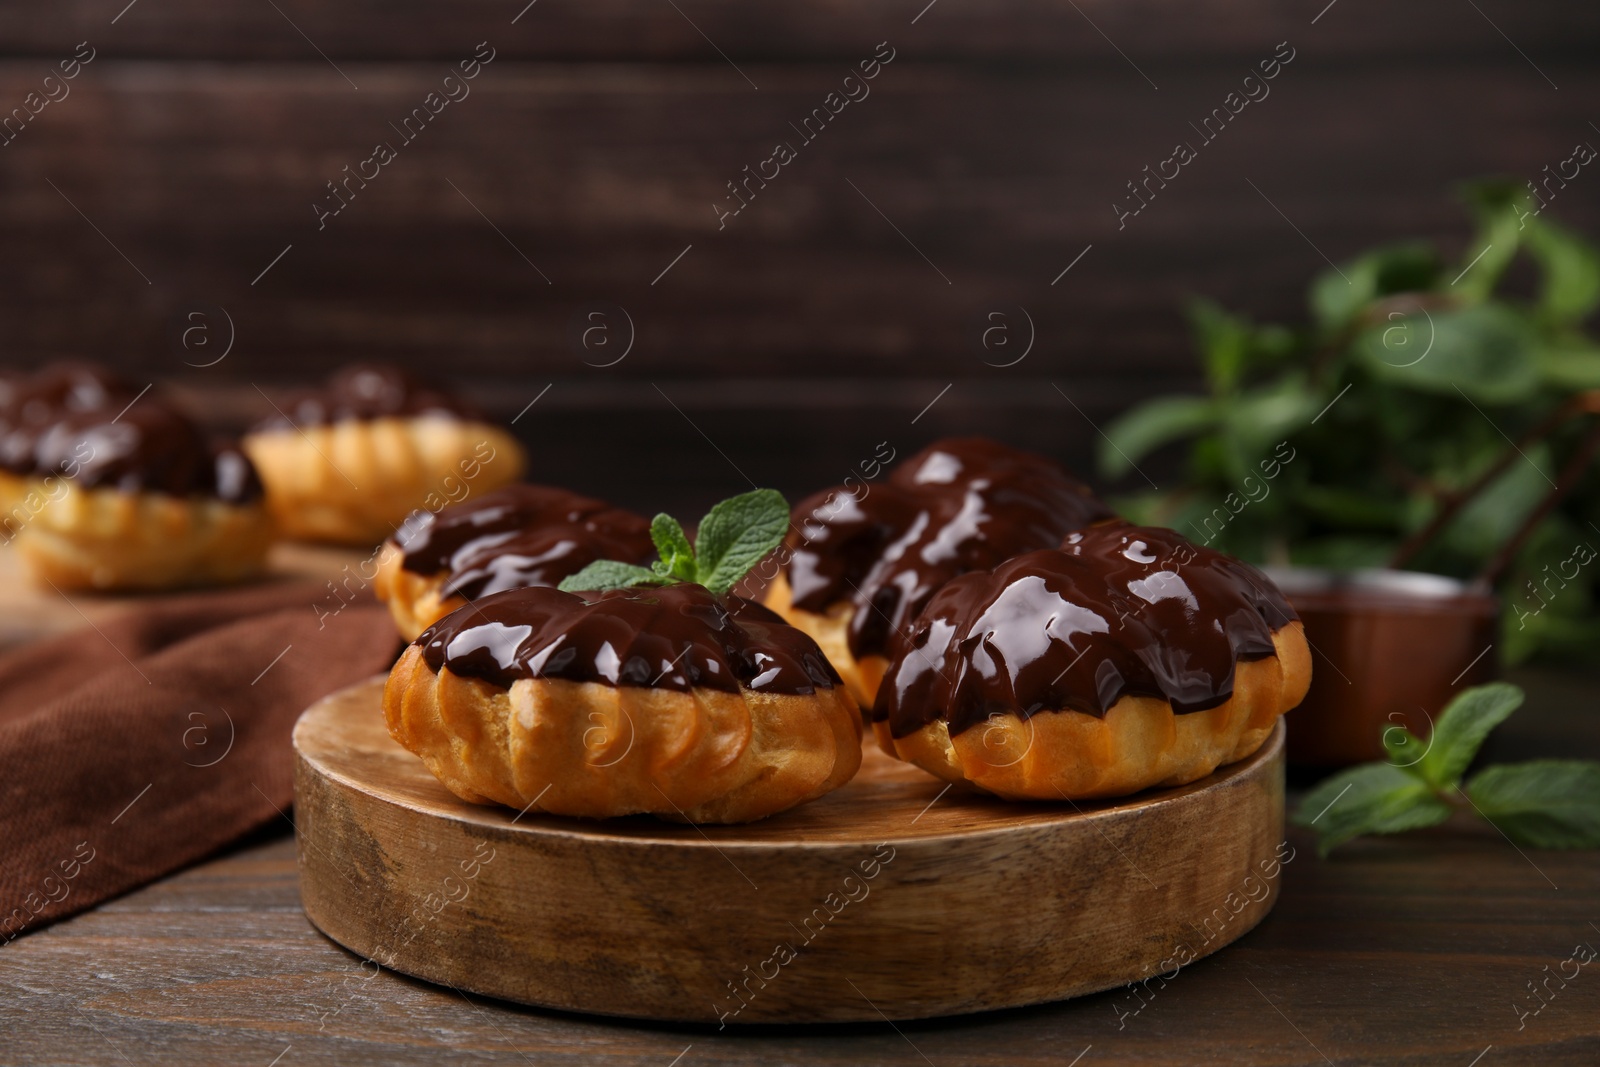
872;524;1311;800
7;401;273;591
762;576;887;715
384;583;862;823
243;364;525;546
373;483;653;641
766;437;1114;706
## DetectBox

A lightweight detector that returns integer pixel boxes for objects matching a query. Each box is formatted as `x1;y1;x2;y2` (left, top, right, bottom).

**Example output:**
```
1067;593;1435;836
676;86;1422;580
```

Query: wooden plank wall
0;0;1595;512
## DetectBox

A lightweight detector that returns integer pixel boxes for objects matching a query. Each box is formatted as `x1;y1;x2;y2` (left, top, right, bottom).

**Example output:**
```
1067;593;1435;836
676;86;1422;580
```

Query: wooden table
3;667;1597;1066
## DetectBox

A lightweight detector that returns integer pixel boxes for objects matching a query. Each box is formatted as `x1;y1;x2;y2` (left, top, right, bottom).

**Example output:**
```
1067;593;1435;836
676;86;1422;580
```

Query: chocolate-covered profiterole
3;370;274;592
24;403;263;503
419;584;841;696
877;523;1298;738
253;363;481;430
783;437;1115;657
398;484;653;601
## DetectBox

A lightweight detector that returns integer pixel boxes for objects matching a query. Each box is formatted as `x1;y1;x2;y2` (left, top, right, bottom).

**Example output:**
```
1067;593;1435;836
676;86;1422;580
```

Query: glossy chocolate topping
418;583;841;695
783;437;1116;658
26;403;264;503
0;363;140;423
875;523;1298;737
254;364;483;430
0;363;142;470
396;484;654;601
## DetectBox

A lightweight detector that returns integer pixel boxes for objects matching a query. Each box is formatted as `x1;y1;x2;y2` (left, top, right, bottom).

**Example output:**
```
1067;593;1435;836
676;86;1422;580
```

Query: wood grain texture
1;670;1596;1065
0;58;1594;390
294;677;1286;1023
4;0;1596;61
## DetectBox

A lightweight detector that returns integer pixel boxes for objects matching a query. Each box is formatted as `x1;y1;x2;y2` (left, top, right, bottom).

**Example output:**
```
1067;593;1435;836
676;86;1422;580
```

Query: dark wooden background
2;0;1597;514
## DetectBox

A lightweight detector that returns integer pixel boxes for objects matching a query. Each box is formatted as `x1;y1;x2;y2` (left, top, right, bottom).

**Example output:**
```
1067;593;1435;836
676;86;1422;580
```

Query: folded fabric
0;580;399;942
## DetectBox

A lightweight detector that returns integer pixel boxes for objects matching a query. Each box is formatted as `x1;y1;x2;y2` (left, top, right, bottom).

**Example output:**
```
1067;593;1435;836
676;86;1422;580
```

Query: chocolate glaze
1;363;140;422
875;523;1298;737
783;437;1116;658
26;403;264;503
397;484;654;601
254;364;482;430
418;583;841;695
0;363;142;470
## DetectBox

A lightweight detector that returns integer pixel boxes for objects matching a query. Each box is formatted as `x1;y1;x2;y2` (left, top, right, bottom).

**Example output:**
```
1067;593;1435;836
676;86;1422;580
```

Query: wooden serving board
294;679;1287;1024
0;542;369;648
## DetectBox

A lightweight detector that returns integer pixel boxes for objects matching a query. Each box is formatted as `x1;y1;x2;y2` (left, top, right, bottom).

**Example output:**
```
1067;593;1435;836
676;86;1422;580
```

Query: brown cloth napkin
0;581;400;943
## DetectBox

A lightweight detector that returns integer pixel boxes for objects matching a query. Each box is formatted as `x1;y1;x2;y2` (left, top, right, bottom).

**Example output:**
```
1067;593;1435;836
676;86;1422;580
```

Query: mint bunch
1293;682;1600;855
1097;183;1600;665
557;489;789;598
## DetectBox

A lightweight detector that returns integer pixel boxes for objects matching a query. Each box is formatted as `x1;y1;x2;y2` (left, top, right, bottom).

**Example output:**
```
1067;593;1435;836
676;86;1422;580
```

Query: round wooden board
294;678;1287;1024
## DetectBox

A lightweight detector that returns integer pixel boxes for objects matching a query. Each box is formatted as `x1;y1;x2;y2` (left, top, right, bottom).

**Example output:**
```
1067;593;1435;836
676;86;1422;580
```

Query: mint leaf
691;489;790;596
1309;242;1439;332
1417;682;1524;790
1293;763;1453;856
1354;304;1541;405
557;561;667;594
649;513;697;581
1537;344;1600;389
1466;760;1600;849
1100;396;1217;478
1456;179;1526;303
1381;725;1428;772
1189;298;1254;392
1523;217;1600;326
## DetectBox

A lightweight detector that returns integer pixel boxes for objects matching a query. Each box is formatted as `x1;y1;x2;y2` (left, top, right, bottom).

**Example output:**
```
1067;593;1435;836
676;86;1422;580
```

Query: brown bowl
1262;567;1500;768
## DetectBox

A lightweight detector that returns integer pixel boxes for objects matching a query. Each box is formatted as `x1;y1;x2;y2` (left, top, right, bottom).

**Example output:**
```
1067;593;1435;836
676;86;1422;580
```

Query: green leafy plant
1101;181;1600;663
557;489;789;597
1292;682;1600;854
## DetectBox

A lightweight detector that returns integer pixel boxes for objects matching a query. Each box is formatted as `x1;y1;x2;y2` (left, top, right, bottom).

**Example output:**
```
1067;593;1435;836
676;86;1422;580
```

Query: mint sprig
558;489;789;598
1293;682;1600;855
